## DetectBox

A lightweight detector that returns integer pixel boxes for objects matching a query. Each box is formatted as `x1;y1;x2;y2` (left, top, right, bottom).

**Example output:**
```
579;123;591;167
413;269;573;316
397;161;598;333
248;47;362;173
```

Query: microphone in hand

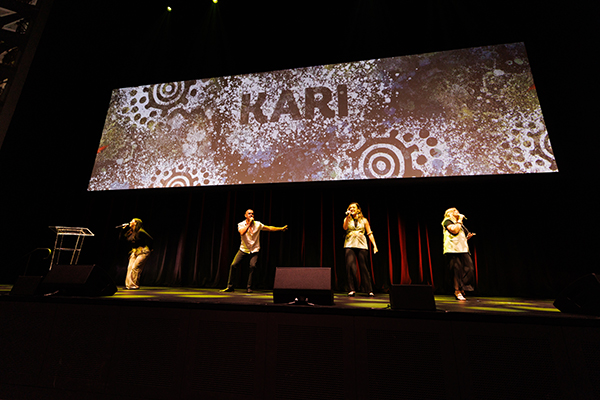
115;223;129;229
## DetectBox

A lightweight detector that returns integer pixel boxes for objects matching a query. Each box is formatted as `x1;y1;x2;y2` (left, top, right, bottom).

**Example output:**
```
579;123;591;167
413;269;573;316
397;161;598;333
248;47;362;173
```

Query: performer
442;208;476;301
118;218;153;290
221;209;288;293
343;202;378;297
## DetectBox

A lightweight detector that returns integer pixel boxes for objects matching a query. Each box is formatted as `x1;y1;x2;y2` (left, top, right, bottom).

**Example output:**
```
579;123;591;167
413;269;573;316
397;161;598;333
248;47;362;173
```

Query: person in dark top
119;218;153;290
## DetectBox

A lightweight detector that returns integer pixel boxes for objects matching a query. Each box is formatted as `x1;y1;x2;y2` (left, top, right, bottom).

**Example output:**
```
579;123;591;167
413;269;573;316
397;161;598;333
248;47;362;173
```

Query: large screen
88;42;557;191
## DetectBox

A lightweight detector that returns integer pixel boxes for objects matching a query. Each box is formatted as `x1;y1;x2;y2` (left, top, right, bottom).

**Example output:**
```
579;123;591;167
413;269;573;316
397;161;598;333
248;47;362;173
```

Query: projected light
88;42;557;191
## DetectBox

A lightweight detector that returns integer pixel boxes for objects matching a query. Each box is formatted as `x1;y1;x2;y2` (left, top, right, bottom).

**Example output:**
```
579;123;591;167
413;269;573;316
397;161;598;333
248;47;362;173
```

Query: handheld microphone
345;210;351;215
115;223;129;228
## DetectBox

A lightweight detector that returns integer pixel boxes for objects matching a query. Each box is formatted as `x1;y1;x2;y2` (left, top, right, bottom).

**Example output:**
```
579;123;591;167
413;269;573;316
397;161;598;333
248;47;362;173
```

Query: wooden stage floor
2;284;600;399
2;284;596;324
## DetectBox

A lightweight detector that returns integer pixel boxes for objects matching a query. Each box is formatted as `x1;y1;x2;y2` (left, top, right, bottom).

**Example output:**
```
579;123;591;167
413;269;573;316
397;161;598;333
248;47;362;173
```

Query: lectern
49;226;94;268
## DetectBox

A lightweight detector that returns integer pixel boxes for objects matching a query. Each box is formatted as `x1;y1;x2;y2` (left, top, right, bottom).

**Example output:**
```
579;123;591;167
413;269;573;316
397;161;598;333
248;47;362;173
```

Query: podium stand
49;226;94;268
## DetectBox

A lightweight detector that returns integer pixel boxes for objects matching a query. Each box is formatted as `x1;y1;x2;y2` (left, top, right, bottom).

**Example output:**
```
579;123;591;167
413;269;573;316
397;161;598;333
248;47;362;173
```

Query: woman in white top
343;202;378;297
442;207;475;300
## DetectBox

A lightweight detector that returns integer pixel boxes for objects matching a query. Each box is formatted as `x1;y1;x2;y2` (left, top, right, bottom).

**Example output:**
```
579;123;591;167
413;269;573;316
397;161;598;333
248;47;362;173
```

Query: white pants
125;247;150;289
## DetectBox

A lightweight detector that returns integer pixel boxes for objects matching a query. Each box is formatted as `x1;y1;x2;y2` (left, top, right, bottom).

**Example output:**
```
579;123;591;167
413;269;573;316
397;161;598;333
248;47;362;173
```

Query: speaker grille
273;267;333;305
42;265;117;296
554;273;600;316
274;267;331;290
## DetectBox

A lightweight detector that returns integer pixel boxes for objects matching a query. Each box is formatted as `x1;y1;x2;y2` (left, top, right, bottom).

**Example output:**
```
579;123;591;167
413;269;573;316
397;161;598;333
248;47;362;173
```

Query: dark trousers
445;252;474;292
226;250;259;289
345;248;372;293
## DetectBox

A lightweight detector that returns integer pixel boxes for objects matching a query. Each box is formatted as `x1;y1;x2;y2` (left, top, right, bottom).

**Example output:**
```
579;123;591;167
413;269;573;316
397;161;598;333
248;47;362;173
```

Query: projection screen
88;42;557;191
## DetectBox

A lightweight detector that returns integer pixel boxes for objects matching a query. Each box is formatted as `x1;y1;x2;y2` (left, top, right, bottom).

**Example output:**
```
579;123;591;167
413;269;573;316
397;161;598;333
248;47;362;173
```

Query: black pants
345;248;372;293
226;250;259;289
445;252;474;292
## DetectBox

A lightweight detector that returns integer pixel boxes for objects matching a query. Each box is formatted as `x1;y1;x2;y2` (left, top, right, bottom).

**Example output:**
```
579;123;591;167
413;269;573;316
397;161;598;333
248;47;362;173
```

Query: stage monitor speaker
273;267;333;305
554;273;600;316
41;264;117;296
10;276;44;296
389;284;436;311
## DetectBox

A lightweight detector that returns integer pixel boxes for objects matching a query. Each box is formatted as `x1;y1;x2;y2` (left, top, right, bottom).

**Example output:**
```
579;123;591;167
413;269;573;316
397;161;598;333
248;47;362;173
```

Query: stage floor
2;283;595;324
2;284;600;400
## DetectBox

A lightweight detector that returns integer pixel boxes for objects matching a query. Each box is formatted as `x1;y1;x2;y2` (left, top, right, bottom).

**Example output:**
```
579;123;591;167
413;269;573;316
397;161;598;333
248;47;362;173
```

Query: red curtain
87;187;476;294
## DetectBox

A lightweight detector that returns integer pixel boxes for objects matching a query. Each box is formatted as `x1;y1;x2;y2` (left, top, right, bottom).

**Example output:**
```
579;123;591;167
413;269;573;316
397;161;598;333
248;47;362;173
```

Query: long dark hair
125;218;143;241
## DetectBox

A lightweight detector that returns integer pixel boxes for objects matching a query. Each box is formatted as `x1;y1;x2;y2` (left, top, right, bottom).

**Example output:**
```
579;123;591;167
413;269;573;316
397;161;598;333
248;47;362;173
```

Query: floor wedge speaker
554;273;600;316
10;276;44;296
273;267;333;305
389;284;436;311
42;265;117;296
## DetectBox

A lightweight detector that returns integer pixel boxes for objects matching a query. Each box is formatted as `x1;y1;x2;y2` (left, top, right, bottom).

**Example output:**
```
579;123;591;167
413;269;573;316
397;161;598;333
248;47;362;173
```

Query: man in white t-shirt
221;209;288;293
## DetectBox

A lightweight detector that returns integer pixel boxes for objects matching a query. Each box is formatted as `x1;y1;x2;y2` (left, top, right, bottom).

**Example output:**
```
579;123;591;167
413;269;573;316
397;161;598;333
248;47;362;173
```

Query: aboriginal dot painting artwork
88;42;557;191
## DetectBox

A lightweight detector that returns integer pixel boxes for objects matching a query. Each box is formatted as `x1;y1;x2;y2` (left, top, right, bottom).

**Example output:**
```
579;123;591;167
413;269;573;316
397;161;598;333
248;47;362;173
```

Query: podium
49;226;94;268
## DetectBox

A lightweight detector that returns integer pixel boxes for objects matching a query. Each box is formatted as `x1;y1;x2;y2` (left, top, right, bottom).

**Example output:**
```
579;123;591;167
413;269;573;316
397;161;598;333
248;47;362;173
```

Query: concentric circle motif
358;143;406;179
539;131;555;160
150;82;186;107
158;170;199;188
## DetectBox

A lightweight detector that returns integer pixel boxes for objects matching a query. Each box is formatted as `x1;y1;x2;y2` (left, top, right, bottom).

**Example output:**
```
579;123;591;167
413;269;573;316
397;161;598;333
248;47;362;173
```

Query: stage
0;284;583;319
1;285;599;400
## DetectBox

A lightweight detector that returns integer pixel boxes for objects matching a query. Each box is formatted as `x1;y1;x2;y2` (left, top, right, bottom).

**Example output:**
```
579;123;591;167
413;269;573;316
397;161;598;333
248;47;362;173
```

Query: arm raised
262;224;288;232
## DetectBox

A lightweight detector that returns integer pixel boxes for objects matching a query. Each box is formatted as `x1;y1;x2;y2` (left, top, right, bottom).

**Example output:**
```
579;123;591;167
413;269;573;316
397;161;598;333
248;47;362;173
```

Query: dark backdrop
0;1;597;297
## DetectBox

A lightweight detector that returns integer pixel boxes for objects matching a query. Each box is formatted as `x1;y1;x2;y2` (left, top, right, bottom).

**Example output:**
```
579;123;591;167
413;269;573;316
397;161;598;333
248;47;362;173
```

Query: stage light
167;6;172;12
213;0;218;3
